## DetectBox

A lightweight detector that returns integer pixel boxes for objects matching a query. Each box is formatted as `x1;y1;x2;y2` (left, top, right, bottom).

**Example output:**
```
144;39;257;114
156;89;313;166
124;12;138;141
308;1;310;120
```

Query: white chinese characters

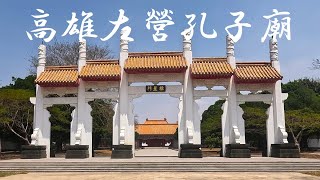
26;8;292;43
26;9;56;42
261;9;291;42
146;9;175;42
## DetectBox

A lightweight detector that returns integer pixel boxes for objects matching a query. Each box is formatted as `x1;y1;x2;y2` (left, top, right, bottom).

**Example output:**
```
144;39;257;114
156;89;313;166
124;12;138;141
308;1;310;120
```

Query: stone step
0;162;319;172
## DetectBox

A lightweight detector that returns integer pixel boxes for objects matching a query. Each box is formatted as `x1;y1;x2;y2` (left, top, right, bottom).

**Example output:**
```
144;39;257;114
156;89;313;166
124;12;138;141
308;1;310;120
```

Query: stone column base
21;145;46;159
179;144;202;158
225;144;251;158
111;145;133;159
65;145;89;159
271;143;300;158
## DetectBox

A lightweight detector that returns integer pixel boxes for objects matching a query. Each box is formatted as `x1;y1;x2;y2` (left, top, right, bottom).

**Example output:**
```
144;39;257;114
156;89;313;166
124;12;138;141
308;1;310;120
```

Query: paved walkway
1;172;319;180
135;148;178;157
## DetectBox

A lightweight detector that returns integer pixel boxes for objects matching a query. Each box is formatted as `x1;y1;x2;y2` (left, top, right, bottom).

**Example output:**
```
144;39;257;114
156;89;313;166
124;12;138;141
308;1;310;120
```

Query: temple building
135;118;178;148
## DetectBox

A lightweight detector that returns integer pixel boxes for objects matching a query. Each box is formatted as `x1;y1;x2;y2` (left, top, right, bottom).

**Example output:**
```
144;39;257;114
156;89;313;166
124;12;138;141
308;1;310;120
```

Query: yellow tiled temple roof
124;52;187;73
35;55;283;87
191;57;234;79
35;66;79;87
235;62;282;83
79;60;121;81
135;119;178;135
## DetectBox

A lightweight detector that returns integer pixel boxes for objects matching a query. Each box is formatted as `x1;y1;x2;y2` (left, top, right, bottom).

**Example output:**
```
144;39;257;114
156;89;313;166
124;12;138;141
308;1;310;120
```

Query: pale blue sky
0;0;319;122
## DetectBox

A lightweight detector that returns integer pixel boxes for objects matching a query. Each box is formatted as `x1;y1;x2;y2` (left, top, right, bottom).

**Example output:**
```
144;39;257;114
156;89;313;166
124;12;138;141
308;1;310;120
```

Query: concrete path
1;172;319;180
135;148;178;157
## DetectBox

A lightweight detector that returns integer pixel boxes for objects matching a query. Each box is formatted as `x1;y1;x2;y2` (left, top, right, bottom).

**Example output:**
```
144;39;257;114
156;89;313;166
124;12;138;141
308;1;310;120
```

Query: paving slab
135;148;178;157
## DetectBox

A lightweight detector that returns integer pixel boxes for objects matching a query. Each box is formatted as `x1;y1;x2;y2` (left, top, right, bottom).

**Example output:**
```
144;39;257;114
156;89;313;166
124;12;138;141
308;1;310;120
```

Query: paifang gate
24;32;299;159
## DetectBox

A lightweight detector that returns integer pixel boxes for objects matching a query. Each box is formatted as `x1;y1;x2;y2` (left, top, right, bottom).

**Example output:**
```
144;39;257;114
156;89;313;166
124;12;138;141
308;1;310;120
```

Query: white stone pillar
226;35;239;145
221;99;229;156
269;38;288;144
236;102;246;144
70;105;78;145
32;44;47;151
266;102;275;156
112;99;120;146
39;107;51;158
83;101;93;157
119;30;132;147
183;34;199;145
226;35;236;69
76;40;93;156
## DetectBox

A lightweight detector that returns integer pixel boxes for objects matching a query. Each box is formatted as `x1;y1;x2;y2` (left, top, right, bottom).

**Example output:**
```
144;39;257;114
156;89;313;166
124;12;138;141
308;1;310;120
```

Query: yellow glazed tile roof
124;52;187;73
35;66;79;87
191;57;234;79
79;60;121;81
135;119;177;135
235;62;282;83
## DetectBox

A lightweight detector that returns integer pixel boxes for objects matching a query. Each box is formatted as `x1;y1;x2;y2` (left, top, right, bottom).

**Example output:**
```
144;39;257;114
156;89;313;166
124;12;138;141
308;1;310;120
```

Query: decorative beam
43;97;77;105
85;91;119;99
128;73;184;83
237;94;272;103
194;90;228;98
128;85;183;95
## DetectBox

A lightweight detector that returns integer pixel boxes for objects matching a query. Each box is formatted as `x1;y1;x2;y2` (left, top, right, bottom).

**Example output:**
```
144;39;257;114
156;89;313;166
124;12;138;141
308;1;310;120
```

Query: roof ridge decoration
193;57;228;62
128;51;183;57
236;62;271;66
86;59;119;64
45;65;78;70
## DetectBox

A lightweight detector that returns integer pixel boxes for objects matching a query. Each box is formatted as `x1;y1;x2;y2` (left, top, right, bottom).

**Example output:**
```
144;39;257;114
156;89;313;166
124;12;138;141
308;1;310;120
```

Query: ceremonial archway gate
24;33;299;159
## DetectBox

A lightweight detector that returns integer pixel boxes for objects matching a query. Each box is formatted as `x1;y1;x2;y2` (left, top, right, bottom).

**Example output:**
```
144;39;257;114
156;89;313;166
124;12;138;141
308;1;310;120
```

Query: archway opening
200;97;224;157
89;99;115;157
241;102;270;157
133;94;180;157
47;104;74;158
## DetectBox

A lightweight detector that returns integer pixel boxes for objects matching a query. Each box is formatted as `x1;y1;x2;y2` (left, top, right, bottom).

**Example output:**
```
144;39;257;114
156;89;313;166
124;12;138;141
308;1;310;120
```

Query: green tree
201;100;224;148
0;89;34;144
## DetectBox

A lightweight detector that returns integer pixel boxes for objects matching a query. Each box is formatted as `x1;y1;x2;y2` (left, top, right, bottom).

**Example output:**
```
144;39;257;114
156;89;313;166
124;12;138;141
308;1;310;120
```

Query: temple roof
35;66;79;87
235;62;283;83
135;119;178;135
124;52;187;73
35;53;283;87
79;60;121;81
191;57;234;79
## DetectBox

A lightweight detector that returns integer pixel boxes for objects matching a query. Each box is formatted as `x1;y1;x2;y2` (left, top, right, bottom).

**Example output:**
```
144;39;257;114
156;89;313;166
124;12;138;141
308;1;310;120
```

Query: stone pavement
135;148;179;157
1;172;319;180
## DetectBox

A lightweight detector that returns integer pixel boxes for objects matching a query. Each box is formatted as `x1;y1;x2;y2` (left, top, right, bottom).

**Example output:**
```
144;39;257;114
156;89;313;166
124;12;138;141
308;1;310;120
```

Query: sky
0;0;319;123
